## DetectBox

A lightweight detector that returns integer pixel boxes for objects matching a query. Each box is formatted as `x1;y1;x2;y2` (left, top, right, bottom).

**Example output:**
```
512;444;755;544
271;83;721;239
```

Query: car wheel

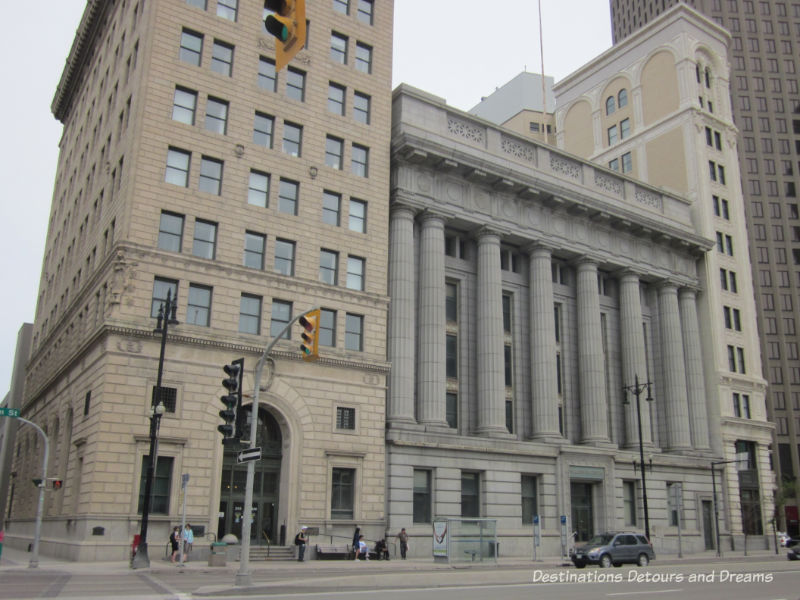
600;554;612;568
637;553;650;567
574;561;586;569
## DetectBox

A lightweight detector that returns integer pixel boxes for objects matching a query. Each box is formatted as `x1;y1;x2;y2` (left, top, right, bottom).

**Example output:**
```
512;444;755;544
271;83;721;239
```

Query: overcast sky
0;1;612;395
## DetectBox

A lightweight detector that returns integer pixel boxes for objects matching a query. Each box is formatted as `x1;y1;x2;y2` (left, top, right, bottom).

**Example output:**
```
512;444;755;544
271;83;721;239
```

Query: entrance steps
249;545;295;561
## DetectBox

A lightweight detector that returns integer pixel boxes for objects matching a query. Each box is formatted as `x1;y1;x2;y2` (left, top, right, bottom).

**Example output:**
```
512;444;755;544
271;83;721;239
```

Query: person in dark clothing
374;538;390;560
352;525;361;558
169;527;180;563
295;527;307;562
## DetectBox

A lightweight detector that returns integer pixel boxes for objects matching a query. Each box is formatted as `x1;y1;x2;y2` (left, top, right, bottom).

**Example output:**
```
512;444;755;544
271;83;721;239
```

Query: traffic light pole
235;308;318;587
16;417;48;568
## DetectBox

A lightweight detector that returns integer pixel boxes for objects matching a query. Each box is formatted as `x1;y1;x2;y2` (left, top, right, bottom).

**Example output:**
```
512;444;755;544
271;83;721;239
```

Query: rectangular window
270;299;292;339
328;82;346;115
258;57;277;92
357;0;374;24
353;92;370;124
336;407;356;430
248;170;270;207
244;231;266;270
198;156;223;195
216;0;237;21
322;191;341;225
461;472;480;518
624;481;637;526
151;277;178;318
355;42;372;73
165;147;191;187
172;87;197;124
192;219;217;259
137;455;173;514
413;469;432;523
320;308;336;347
349;199;366;232
521;475;538;525
351;143;368;177
608;124;618;145
205;97;228;134
346;256;365;290
152;385;178;413
331;467;355;519
333;0;349;14
211;40;234;76
187;283;212;326
609;158;619;171
345;313;363;351
620;118;630;140
253;112;274;148
282;121;302;157
446;283;458;322
158;211;184;252
325;135;344;169
179;29;203;66
286;67;306;101
330;32;348;64
239;293;262;334
278;179;299;215
446;392;458;428
446;334;458;378
274;239;296;276
621;152;632;173
320;249;339;285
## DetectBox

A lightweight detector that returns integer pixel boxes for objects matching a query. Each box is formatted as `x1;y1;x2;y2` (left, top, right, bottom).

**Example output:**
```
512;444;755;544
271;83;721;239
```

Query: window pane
217;0;237;21
270;299;292;338
345;313;363;351
180;30;203;66
521;475;538;525
331;467;355;519
172;87;197;124
165;148;191;187
258;57;277;92
355;42;372;73
278;179;298;215
283;122;302;157
138;455;173;514
322;191;341;226
199;157;223;195
347;256;364;290
461;472;479;517
274;239;295;276
187;284;211;326
248;170;270;207
192;220;217;259
286;68;306;101
151;278;178;318
353;92;370;124
357;0;374;24
331;32;348;64
205;97;228;134
244;232;265;269
320;249;338;284
413;469;431;523
253;112;274;148
328;83;346;115
158;212;184;252
320;309;336;347
349;199;366;232
351;144;368;177
211;40;234;76
239;294;261;334
326;136;343;169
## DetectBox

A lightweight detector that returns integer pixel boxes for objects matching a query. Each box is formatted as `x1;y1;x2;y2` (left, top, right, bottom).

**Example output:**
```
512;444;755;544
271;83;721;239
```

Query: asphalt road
1;554;798;600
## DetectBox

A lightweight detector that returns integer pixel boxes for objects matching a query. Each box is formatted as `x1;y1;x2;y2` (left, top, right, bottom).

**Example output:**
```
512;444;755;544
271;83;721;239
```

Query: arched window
618;89;628;109
705;67;711;88
606;96;616;115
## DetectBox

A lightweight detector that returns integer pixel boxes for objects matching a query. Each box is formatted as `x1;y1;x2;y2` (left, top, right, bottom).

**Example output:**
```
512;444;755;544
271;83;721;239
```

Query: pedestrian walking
355;534;369;561
352;524;361;557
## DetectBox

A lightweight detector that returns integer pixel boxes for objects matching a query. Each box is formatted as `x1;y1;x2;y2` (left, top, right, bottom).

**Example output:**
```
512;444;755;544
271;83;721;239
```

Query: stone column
679;287;711;450
576;258;609;444
658;282;692;451
528;244;560;439
619;271;652;447
417;212;448;427
387;204;416;424
475;228;507;435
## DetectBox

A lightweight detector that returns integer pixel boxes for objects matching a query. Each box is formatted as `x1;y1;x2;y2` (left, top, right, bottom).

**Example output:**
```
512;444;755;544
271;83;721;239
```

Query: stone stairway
249;545;295;561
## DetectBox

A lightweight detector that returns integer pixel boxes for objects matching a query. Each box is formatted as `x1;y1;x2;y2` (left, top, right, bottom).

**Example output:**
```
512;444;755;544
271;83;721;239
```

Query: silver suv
571;532;654;568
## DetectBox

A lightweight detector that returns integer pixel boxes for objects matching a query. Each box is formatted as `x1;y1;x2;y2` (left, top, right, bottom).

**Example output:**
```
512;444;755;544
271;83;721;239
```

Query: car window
624;535;638;545
635;535;648;545
588;534;614;545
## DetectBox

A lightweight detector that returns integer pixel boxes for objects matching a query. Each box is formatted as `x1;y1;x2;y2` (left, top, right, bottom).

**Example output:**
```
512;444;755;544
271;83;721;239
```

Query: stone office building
6;0;392;560
386;80;768;557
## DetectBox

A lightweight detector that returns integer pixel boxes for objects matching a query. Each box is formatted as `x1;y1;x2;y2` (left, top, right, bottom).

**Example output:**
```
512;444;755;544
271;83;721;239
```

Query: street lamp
132;290;178;569
711;453;748;557
623;374;654;542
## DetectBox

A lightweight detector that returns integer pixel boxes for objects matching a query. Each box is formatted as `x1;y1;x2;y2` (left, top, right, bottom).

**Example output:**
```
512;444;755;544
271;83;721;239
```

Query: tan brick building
6;0;392;561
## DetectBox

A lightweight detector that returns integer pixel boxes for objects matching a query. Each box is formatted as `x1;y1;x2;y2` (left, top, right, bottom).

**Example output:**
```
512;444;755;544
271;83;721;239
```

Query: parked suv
571;532;654;568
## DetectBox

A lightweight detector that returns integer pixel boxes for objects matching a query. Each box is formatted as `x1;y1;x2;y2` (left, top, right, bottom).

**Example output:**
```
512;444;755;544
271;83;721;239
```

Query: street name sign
0;407;20;417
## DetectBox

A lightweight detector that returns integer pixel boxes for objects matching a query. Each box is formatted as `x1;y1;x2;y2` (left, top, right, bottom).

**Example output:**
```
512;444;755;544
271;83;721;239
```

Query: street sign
237;447;262;463
0;407;20;417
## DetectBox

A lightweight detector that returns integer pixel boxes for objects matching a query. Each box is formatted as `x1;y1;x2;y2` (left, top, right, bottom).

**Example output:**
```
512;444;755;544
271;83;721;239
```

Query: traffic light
218;361;242;445
264;0;306;72
51;479;63;490
298;309;320;361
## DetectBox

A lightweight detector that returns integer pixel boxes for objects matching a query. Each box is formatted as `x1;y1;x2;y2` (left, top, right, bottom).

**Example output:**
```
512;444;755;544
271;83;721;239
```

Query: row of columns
387;205;710;451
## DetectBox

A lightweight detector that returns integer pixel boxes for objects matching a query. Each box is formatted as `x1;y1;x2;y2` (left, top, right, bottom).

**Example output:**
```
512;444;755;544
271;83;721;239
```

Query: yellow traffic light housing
264;0;306;72
299;309;320;361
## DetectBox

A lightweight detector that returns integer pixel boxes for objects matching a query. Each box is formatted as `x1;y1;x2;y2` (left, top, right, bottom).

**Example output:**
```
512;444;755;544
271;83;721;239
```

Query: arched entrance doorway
217;405;282;545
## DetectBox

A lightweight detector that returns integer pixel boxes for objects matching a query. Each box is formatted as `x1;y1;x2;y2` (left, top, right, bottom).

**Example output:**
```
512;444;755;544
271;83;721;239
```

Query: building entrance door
217;406;282;544
702;500;715;550
571;482;594;542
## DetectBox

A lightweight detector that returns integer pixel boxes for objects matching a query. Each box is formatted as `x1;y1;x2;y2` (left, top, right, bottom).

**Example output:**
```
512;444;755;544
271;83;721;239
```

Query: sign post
560;515;568;559
533;515;541;561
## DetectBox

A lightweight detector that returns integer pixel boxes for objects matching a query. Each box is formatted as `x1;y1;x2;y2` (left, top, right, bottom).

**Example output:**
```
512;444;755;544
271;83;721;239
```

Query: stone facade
7;0;392;560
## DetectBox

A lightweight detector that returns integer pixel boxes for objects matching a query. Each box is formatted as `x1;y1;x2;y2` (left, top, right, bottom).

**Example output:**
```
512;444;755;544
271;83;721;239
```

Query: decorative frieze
550;154;582;180
447;116;485;145
501;136;536;164
594;171;624;196
635;187;662;210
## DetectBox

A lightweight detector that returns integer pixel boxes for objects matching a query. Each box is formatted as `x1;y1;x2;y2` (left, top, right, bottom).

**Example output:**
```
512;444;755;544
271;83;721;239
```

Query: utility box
208;542;227;567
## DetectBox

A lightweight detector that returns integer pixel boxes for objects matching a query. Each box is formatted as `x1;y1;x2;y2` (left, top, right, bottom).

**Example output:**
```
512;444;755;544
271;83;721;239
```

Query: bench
316;544;351;559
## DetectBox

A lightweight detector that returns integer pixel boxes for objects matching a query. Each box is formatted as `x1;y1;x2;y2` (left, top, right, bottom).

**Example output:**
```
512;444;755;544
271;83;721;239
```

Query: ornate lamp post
623;374;654;542
132;290;178;569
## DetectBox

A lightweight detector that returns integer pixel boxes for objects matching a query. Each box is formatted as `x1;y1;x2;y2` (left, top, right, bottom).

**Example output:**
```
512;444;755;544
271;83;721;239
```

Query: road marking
607;590;683;597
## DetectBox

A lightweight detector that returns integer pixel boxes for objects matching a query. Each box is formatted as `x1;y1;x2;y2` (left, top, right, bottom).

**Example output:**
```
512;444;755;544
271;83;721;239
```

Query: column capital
572;255;598;270
678;285;701;299
524;241;556;257
473;225;504;243
390;201;419;219
657;279;679;293
418;209;449;225
615;268;645;283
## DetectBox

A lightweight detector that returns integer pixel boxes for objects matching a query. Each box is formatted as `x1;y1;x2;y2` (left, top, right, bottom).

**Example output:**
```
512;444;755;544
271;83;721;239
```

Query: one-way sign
237;447;262;463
